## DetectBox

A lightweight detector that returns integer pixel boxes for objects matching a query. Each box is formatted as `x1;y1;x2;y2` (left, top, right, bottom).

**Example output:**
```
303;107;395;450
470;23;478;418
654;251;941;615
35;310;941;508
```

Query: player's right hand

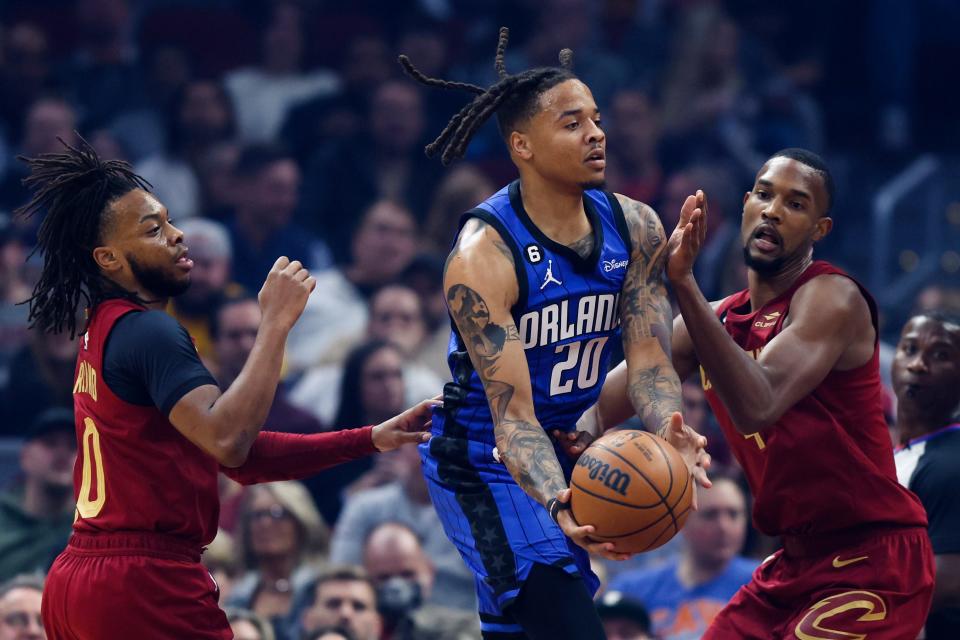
258;256;316;331
553;488;634;562
666;190;708;284
660;412;712;508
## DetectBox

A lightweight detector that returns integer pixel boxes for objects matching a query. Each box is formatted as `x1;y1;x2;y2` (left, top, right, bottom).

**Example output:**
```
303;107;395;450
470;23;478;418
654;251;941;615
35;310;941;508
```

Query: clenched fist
258;256;316;332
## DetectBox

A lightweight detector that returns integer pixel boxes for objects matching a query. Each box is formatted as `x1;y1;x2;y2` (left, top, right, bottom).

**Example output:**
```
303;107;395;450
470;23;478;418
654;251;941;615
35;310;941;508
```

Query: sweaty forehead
535;79;597;119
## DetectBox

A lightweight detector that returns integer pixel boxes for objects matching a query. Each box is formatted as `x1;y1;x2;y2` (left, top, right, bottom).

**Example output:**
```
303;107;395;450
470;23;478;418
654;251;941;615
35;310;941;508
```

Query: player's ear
509;130;533;161
812;216;833;243
92;245;124;274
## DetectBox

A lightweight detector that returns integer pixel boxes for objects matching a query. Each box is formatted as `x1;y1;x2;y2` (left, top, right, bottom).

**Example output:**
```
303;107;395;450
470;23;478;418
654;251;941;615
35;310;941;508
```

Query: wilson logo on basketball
575;453;631;496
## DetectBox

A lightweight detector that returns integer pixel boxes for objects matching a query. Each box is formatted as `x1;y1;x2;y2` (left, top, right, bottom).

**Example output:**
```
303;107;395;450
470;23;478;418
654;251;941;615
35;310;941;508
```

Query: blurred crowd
1;1;959;639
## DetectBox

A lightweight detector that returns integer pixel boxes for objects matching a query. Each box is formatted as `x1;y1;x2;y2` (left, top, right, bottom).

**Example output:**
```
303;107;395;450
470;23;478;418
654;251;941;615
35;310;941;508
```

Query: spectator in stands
281;33;393;166
299;80;441;260
610;475;756;639
228;481;330;640
400;254;453;381
892;310;960;639
224;1;338;143
290;284;442;425
60;0;145;131
286;200;417;372
213;295;324;434
195;141;241;221
0;223;31;373
0;23;53;150
595;591;654;640
362;522;479;639
604;88;663;206
0;98;78;215
0;574;44;640
301;340;406;525
330;442;476;612
227;608;277;640
421;165;495;255
135;79;236;219
0;408;75;582
167;217;238;362
300;566;383;640
226;144;332;293
0;327;76;437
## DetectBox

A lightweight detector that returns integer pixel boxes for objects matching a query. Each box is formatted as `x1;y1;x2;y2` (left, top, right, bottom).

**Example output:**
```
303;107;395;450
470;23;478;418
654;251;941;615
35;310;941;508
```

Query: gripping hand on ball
553;488;634;562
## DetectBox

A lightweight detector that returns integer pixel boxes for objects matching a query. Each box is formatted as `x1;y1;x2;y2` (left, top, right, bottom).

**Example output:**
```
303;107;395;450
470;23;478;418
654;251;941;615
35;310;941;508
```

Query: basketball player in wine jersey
583;149;934;638
16;140;437;639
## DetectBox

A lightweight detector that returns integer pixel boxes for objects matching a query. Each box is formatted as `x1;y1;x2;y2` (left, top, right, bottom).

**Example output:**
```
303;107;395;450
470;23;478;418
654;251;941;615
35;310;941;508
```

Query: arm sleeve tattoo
445;227;567;506
618;199;683;436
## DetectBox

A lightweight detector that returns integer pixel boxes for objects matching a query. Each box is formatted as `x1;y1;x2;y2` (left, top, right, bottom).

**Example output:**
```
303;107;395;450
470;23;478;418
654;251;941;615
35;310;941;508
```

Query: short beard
580;178;606;190
127;254;190;299
742;246;787;275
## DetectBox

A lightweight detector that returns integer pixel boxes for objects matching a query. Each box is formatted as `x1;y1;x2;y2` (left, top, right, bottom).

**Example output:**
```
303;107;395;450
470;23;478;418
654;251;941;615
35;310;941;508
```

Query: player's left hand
660;412;712;509
371;396;441;452
666;189;708;284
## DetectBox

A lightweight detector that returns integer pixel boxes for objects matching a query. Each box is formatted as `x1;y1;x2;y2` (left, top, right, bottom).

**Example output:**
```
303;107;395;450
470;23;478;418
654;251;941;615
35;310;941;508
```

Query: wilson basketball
570;429;693;553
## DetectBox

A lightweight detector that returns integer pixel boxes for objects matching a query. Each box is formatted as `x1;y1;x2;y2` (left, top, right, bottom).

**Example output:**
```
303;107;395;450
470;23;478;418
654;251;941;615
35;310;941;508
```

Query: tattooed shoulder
619;197;666;272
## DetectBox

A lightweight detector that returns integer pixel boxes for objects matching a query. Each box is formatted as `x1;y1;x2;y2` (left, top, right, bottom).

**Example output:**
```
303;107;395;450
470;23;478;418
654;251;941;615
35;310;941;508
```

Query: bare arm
169;257;315;466
616;195;683;436
667;194;874;433
444;220;565;506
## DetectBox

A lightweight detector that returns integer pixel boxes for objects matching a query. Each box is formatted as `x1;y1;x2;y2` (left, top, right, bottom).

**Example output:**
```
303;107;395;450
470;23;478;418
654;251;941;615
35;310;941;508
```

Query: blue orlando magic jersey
420;181;633;628
444;179;631;439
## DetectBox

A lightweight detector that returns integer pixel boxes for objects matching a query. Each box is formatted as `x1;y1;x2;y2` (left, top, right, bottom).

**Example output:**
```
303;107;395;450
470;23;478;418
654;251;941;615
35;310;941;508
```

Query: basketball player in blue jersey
400;29;710;639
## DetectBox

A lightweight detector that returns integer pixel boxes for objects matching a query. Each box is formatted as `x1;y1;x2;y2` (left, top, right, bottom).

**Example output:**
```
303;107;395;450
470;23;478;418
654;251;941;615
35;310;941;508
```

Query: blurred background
0;1;958;639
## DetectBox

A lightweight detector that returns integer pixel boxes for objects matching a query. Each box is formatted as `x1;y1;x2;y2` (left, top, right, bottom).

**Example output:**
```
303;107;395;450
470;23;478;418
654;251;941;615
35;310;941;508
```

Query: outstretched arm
667;192;874;432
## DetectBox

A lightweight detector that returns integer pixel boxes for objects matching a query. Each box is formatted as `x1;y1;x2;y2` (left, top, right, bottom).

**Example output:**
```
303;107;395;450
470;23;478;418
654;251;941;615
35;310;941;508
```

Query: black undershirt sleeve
103;310;218;415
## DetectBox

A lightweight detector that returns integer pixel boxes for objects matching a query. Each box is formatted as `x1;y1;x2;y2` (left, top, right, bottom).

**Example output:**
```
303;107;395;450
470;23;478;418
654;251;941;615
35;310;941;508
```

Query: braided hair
399;27;577;165
16;137;153;337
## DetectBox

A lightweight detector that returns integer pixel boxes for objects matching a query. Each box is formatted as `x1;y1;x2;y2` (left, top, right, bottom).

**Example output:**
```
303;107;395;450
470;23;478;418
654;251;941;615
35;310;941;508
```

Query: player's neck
517;176;589;245
746;252;813;311
678;554;727;588
23;481;73;518
896;407;955;445
105;274;169;311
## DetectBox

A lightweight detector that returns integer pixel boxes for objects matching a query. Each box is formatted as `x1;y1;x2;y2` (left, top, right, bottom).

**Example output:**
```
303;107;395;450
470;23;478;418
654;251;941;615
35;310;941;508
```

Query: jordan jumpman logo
540;260;562;290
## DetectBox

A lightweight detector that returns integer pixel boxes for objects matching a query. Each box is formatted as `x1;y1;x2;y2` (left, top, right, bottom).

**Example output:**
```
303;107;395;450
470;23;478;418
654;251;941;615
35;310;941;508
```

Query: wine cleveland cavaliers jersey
702;261;927;537
72;298;221;546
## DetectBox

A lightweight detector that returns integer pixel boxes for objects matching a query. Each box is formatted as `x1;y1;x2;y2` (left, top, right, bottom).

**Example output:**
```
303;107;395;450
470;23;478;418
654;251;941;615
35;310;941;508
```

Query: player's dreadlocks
399;27;576;165
16;137;153;337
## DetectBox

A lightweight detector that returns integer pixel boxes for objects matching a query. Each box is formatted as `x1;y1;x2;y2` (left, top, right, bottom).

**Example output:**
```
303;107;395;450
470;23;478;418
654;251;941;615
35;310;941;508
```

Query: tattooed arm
615;195;683;436
447;219;628;558
614;195;711;489
444;218;567;506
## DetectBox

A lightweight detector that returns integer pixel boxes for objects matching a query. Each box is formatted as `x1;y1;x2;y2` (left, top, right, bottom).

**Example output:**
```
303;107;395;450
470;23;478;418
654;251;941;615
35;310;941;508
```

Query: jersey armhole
461;208;529;316
604;191;633;255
